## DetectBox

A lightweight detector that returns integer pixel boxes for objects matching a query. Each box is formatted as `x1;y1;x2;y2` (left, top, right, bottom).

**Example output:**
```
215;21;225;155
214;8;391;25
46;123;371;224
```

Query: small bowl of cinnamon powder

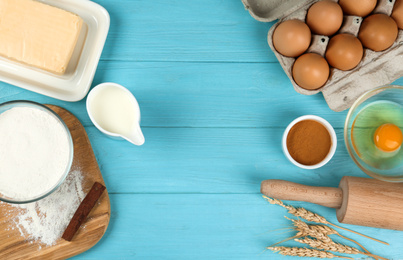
282;115;337;169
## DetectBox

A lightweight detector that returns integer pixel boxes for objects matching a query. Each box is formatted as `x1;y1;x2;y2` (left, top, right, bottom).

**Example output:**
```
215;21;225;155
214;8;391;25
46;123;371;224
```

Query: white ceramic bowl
282;115;337;169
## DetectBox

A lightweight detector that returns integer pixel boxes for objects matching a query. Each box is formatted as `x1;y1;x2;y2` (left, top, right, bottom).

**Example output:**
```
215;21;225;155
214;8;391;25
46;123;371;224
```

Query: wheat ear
291;218;334;242
290;218;372;254
269;218;333;248
263;196;389;245
295;237;389;260
267;246;354;259
295;237;360;254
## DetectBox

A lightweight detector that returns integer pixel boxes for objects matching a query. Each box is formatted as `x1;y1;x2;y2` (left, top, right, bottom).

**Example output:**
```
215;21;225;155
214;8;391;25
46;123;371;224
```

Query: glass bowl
0;101;74;204
344;85;403;182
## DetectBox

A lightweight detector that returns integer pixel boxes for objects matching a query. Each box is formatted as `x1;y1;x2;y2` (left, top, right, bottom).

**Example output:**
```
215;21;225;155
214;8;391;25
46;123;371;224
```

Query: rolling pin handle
261;179;343;209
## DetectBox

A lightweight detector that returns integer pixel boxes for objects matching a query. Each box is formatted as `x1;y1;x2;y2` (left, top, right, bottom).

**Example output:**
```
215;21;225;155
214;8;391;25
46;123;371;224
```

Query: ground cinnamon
286;120;331;165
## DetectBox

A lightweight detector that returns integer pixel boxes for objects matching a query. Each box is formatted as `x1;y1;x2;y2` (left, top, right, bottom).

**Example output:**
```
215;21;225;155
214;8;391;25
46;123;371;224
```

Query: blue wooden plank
92;0;275;62
71;194;400;260
3;61;400;128
87;126;368;194
0;61;338;128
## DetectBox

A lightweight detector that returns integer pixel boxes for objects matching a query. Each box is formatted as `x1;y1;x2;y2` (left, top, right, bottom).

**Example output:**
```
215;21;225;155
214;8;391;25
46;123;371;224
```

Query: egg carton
242;0;403;111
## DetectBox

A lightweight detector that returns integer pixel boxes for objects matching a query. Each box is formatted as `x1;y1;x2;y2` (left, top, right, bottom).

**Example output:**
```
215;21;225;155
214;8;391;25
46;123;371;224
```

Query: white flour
6;169;85;246
0;106;71;200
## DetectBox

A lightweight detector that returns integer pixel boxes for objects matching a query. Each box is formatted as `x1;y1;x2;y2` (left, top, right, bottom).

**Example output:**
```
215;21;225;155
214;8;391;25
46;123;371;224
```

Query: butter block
0;0;83;74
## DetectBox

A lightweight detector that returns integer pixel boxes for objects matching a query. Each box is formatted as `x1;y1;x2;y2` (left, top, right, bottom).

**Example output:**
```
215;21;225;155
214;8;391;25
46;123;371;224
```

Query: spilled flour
4;170;85;246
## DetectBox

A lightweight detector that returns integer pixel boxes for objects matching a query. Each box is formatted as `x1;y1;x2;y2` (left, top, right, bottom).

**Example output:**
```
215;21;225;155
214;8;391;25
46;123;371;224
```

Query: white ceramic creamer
86;83;145;146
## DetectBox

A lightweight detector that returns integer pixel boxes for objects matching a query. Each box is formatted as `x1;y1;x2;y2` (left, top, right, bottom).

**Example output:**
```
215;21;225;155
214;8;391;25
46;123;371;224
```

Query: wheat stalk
267;246;354;259
263;195;389;245
295;237;389;260
265;196;328;223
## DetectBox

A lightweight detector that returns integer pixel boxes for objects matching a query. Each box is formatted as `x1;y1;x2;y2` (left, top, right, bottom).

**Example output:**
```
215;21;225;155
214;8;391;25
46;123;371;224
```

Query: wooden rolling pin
261;176;403;230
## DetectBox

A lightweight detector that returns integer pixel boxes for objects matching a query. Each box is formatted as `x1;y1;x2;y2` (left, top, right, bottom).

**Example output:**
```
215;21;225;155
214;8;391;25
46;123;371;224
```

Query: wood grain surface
0;105;110;260
0;0;402;259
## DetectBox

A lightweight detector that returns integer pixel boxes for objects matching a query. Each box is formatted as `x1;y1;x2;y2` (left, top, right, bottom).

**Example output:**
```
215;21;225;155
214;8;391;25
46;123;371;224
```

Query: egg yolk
374;123;403;152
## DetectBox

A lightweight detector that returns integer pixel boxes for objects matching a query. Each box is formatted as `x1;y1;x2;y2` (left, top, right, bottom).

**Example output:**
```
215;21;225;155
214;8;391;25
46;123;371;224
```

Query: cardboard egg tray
242;0;403;111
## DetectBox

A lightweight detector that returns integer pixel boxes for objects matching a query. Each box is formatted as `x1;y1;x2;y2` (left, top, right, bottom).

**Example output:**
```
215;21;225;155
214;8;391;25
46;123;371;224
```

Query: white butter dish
0;0;110;101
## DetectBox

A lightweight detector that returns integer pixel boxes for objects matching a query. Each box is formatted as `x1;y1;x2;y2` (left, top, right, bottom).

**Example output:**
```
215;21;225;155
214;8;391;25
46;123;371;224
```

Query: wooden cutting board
0;105;111;260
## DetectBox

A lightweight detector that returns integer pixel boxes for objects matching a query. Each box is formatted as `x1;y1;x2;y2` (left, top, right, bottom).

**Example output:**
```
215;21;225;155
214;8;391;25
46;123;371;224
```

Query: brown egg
292;53;330;90
358;14;398;51
392;0;403;29
306;0;343;36
272;19;311;57
338;0;377;17
325;34;363;71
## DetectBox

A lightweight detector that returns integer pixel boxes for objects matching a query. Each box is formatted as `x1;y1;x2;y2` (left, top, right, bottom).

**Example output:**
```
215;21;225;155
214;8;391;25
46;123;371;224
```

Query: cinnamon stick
62;182;106;241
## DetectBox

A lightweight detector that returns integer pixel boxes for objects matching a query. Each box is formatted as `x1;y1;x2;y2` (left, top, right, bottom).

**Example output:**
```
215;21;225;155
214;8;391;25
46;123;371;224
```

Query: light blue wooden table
1;0;403;259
